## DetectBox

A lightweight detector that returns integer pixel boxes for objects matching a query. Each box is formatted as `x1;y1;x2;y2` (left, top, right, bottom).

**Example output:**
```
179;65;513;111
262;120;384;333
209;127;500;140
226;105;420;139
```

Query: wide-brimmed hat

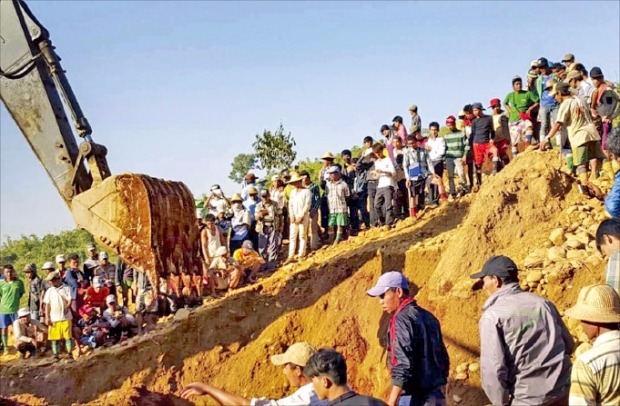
17;308;30;318
230;193;243;202
44;271;61;282
286;172;307;184
270;342;317;367
321;152;335;160
41;262;55;271
565;284;620;324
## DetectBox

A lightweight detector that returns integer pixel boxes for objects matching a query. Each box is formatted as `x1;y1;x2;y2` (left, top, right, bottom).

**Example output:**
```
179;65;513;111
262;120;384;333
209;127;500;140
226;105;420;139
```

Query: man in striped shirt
403;135;434;218
565;284;620;405
443;116;467;199
596;219;620;296
326;166;350;245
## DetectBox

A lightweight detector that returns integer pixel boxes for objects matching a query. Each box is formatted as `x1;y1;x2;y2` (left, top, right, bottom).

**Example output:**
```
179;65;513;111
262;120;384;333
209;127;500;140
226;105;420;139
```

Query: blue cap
326;165;340;174
367;271;409;297
471;102;485;111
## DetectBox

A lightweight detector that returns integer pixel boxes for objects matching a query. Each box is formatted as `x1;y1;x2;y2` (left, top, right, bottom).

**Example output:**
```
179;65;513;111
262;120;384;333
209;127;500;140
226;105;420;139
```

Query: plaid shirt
607;250;620;297
326;179;350;214
402;146;435;180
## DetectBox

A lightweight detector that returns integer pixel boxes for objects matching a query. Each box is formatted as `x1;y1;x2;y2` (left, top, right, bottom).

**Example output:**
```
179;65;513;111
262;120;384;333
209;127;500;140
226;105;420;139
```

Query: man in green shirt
504;76;539;156
0;264;25;355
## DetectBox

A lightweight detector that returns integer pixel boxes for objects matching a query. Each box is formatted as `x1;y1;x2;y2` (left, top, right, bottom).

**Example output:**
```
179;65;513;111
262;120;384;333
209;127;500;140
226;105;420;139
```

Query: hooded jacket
479;283;574;405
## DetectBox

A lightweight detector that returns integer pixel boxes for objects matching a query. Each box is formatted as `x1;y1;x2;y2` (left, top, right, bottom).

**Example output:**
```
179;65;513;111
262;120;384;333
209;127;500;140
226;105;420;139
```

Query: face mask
233;203;242;210
213;189;223;197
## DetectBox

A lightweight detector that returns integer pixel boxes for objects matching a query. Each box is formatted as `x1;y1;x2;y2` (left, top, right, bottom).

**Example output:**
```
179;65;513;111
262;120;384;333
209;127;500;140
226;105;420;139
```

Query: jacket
479;283;574;406
605;171;620;219
402;147;435;181
387;299;449;396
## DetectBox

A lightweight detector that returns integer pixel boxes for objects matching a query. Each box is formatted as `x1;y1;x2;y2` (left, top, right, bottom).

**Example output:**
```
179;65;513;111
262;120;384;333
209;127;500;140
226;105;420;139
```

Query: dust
0;150;611;406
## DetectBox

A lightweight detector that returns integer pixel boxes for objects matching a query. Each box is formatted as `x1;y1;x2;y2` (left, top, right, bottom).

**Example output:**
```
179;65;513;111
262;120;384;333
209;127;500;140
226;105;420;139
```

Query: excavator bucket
70;173;201;285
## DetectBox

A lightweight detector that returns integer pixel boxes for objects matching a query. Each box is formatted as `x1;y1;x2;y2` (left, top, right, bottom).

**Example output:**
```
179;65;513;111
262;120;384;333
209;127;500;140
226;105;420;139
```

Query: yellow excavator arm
0;0;201;293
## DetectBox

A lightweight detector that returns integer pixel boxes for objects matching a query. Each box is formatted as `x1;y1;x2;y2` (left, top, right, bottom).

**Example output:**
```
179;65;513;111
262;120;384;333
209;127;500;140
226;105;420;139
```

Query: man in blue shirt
535;57;559;146
604;128;620;218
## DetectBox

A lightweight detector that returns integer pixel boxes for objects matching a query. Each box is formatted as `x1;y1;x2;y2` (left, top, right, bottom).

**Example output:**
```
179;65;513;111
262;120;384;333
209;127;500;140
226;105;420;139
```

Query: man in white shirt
181;342;327;406
42;271;73;361
425;122;448;206
372;143;396;226
12;307;47;358
286;173;312;263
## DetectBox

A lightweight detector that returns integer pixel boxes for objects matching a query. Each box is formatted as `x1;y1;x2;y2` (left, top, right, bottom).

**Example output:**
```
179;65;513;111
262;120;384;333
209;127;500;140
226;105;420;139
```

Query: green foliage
296;158;324;184
438;126;451;136
1;229;97;280
228;153;257;184
252;123;297;172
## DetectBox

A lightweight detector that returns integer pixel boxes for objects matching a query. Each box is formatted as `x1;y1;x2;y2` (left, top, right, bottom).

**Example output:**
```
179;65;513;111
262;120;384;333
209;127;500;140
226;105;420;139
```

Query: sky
1;0;619;241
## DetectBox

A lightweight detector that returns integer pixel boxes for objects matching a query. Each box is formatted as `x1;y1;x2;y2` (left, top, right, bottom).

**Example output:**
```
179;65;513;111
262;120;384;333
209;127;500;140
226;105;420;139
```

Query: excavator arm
0;0;201;293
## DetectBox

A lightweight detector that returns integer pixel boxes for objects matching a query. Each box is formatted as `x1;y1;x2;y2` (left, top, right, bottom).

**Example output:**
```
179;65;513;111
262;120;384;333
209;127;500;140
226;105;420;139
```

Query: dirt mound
0;150;610;406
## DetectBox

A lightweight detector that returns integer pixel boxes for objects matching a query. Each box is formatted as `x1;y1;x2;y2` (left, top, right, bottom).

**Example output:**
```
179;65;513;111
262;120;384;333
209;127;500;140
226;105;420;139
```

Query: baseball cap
23;263;36;273
105;294;117;305
55;254;66;263
270;342;317;367
551;62;565;70
44;271;61;282
87;243;96;251
530;59;540;68
562;53;575;62
470;255;519;280
210;184;221;191
242;240;254;250
341;149;352;156
550;82;570;96
93;276;104;288
99;251;109;260
564;70;581;82
260;189;269;197
41;262;55;271
79;305;95;317
17;308;30;318
512;75;522;85
326;165;340;174
245;173;256;180
445;115;456;124
409;104;418;112
489;98;501;108
589;67;603;79
367;271;409;297
471;102;485;111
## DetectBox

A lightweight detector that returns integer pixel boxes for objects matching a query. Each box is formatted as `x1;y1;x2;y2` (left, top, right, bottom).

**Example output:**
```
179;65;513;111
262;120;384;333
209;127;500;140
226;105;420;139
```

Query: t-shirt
84;286;110;307
556;96;600;147
42;285;72;323
0;279;25;314
375;157;396;189
327;392;387;406
233;249;264;268
504;90;538;122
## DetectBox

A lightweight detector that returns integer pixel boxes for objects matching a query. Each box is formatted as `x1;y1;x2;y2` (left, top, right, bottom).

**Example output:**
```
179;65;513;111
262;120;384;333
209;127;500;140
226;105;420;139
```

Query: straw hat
321;152;335;160
286;172;307;184
230;193;243;202
565;284;620;324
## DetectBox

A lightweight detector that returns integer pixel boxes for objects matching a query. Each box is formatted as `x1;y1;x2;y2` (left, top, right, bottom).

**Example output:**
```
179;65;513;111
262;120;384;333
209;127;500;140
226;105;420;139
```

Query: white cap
106;294;117;305
17;308;30;318
99;251;109;260
93;276;104;288
55;254;66;263
42;262;55;271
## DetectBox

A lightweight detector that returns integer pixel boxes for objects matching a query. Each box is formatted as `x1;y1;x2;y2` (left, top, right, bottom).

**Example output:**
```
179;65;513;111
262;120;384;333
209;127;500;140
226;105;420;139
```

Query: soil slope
0;150;611;406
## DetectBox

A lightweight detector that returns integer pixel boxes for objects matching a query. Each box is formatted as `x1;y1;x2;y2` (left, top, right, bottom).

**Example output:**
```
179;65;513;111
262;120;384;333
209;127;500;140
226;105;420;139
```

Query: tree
252;123;297;172
228;153;257;184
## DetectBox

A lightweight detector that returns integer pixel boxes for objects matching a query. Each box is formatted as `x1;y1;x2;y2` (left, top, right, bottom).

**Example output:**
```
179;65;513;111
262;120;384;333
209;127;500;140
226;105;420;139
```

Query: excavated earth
0;150;613;406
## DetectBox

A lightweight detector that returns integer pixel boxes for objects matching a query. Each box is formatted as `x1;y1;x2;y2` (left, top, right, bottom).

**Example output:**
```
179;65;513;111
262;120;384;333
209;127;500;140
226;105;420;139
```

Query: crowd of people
0;52;619;404
195;53;619;296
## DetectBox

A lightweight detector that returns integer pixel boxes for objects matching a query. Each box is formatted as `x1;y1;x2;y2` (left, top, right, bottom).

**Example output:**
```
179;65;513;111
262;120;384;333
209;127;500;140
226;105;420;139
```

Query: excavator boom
0;0;201;290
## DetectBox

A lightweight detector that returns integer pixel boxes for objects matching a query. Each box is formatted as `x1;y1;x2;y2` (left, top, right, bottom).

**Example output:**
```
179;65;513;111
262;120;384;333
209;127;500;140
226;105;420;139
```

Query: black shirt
328;391;387;406
471;114;495;144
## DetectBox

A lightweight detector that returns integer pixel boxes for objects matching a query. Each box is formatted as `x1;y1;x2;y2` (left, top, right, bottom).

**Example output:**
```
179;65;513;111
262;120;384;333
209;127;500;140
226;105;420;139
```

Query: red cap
489;98;501;108
446;115;456;123
79;304;94;317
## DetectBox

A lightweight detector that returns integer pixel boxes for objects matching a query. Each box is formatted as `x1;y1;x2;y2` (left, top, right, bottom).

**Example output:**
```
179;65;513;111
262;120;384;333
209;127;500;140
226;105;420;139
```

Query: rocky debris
468;362;480;372
548;228;566;246
453;394;463;403
526;271;543;283
547;247;566;262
